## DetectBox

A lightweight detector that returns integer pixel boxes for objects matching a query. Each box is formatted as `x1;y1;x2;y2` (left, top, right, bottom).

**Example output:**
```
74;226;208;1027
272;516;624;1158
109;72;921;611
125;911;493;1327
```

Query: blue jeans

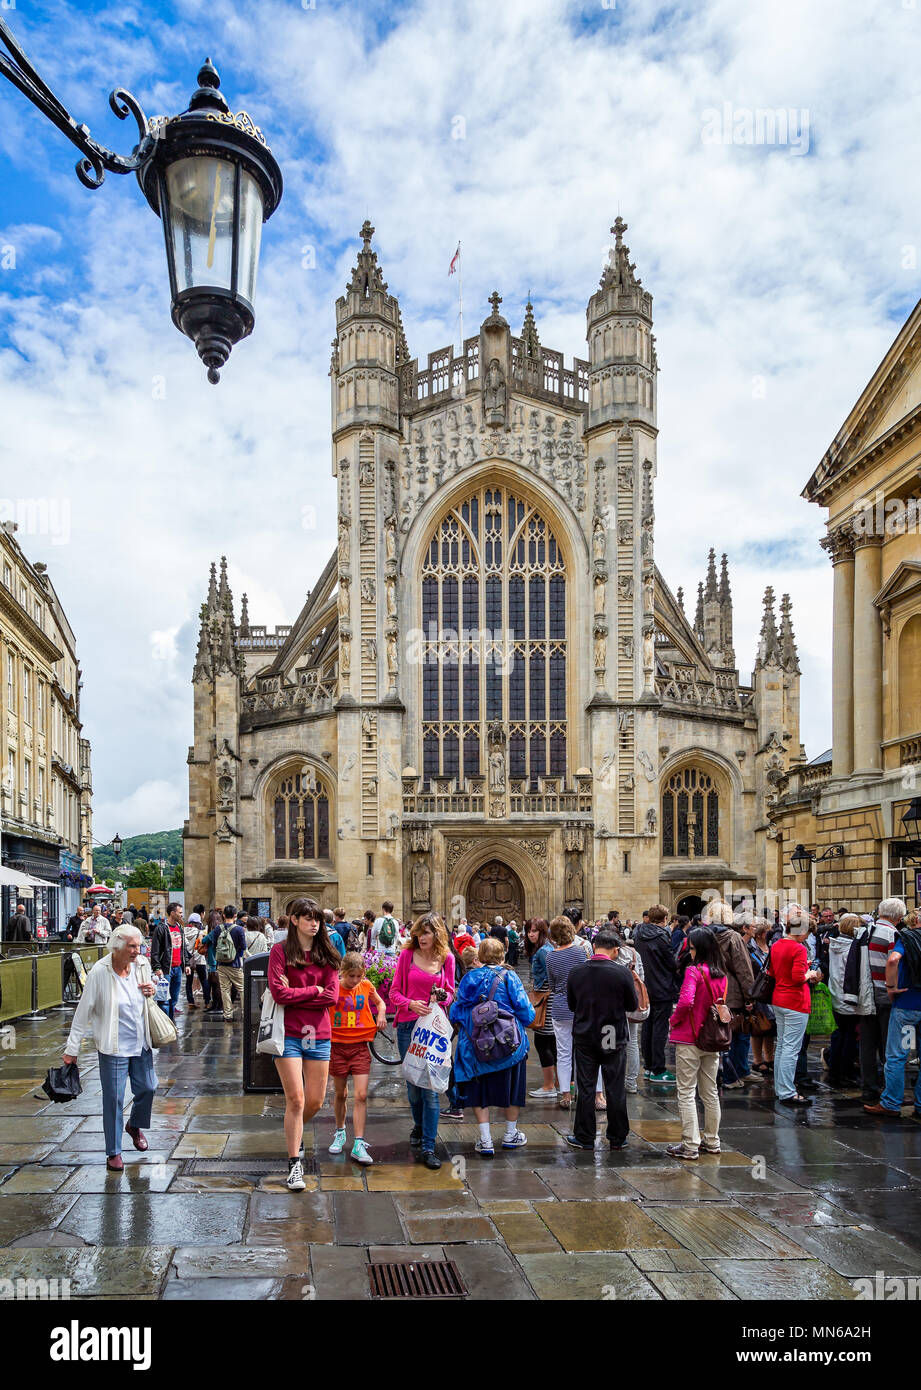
881;1007;921;1111
773;1005;808;1099
397;1021;441;1152
158;965;183;1020
723;1025;751;1083
98;1049;157;1157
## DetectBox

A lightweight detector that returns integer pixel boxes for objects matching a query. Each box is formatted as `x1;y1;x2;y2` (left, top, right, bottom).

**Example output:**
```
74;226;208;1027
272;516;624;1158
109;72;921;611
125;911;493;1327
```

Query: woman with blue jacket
449;936;535;1156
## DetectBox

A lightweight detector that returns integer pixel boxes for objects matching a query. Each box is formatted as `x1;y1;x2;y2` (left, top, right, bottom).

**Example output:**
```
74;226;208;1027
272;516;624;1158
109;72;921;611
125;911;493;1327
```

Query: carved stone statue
594;628;606;673
338;514;350;564
340;632;351;675
386;630;398;678
361;578;376;604
594;572;606;614
592;516;606;562
359;459;374;487
411;858;431;907
566;857;584;902
338;576;350;620
646;806;657;835
384;514;397;562
618;574;634;600
484;357;507;427
489;748;506;791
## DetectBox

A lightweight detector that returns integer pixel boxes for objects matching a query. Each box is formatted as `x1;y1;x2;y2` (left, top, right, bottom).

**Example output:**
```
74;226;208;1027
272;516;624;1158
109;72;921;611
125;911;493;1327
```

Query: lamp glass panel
236;170;264;304
166;156;236;292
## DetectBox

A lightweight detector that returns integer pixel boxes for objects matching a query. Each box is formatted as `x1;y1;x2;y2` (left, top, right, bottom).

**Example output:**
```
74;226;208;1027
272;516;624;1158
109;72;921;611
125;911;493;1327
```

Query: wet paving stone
60;1164;182;1194
629;1247;707;1272
189;1095;268;1115
0;1144;54;1164
58;1193;248;1246
617;1167;726;1201
0;1245;174;1297
365;1163;464;1192
0;1167;72;1193
478;1198;536;1215
0;1194;76;1243
187;1114;280;1133
627;1120;684;1142
172;1244;312;1278
461;1167;556;1201
403;1213;497;1243
492;1212;562;1253
773;1221;921;1276
367;1244;446;1262
45;1149;175;1169
171;1134;229;1158
704;1258;858;1300
8;1227;87;1247
780;1163;918;1193
173;1174;272;1193
449;1243;535;1299
687;1166;808;1196
539;1200;683;1252
318;1174;365;1192
648;1270;738;1299
223;1131;291;1158
532;1165;646;1202
333;1191;404;1245
394;1190;482;1218
519;1251;660;1300
163;1276;282;1300
248;1216;333;1245
643;1205;809;1259
0;1118;83;1143
819;1188;921;1244
310;1245;372;1300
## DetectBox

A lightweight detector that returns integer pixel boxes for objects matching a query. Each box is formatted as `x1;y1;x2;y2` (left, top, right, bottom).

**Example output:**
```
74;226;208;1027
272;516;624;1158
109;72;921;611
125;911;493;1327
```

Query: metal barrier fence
0;947;105;1023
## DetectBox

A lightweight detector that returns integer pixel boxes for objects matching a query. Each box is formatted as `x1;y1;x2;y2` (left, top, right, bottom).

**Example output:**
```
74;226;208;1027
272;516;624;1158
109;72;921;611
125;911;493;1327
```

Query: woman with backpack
449;936;535;1156
666;927;729;1160
390;913;456;1169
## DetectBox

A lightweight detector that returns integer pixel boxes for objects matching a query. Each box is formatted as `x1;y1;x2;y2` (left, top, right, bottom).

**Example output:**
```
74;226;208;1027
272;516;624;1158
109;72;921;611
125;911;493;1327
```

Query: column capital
852;528;884;552
820;524;855;564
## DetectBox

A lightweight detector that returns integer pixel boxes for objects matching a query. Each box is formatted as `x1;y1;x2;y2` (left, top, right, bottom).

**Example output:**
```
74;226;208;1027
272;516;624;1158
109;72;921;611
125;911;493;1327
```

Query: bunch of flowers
362;948;399;993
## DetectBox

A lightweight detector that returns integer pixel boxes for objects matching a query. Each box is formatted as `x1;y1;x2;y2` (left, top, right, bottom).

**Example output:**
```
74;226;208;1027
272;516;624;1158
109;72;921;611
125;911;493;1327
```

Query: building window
23;759;30;801
271;769;331;860
22;667;29;724
420;485;567;789
7;750;15;796
2;564;10;590
37;682;43;720
661;767;719;857
7;653;13;712
37;766;44;814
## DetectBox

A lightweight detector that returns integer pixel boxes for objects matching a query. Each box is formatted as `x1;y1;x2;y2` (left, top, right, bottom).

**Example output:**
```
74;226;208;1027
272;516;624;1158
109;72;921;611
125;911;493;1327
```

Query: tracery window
661;767;719;858
272;770;330;860
421;486;566;789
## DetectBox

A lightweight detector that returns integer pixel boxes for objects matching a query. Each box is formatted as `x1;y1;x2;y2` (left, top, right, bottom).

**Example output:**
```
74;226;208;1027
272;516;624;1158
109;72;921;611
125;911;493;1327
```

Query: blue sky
2;0;921;841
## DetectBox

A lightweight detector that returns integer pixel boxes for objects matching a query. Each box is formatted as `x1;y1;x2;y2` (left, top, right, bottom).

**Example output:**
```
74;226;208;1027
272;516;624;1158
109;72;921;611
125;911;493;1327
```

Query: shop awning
0;866;45;891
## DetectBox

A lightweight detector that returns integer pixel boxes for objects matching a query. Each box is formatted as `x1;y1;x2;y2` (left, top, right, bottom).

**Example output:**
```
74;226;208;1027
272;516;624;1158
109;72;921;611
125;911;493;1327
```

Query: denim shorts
282;1036;332;1061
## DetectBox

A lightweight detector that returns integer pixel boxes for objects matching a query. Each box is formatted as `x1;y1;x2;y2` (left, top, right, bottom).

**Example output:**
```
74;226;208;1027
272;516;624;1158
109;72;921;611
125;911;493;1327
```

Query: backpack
378;916;397;948
346;927;362;953
694;968;732;1052
619;948;650;1022
216;925;237;964
467;968;522;1064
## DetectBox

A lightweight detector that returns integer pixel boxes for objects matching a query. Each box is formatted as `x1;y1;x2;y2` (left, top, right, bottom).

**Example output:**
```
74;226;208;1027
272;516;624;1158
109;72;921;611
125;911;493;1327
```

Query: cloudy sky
2;0;919;844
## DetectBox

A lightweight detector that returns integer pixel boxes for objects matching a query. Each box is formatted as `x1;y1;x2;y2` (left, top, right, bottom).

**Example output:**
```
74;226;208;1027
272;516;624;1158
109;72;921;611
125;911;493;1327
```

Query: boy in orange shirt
328;952;387;1164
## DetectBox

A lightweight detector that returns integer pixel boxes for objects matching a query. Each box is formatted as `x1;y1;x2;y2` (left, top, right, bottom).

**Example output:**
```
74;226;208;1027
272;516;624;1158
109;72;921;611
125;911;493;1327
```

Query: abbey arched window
661;768;719;858
420;486;567;790
272;771;330;860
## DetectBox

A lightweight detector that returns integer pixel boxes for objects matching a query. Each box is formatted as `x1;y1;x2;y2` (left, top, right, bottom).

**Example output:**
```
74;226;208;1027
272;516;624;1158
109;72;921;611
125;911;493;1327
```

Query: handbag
747;1009;774;1036
41;1061;82;1103
694;969;732;1052
146;999;178;1048
153;975;170;1005
619;948;650;1023
806;980;836;1036
256;983;286;1056
527;988;549;1030
749;948;775;1006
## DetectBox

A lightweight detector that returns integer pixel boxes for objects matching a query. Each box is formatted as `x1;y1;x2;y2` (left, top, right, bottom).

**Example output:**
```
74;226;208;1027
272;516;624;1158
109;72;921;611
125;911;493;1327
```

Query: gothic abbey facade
184;221;804;924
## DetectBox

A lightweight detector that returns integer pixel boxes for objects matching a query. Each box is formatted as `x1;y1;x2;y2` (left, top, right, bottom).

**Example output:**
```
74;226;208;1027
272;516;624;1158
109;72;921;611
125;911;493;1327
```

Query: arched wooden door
465;860;525;926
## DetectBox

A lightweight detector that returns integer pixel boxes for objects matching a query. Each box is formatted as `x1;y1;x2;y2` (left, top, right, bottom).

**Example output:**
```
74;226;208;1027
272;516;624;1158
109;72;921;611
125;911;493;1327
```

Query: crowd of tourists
56;891;920;1184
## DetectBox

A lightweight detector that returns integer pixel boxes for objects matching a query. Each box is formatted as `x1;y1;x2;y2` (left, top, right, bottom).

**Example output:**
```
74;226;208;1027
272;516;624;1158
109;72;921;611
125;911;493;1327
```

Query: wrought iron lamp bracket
0;17;157;189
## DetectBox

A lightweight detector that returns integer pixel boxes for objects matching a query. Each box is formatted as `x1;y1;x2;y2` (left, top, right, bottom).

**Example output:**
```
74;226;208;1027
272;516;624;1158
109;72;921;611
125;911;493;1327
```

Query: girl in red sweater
267;896;341;1190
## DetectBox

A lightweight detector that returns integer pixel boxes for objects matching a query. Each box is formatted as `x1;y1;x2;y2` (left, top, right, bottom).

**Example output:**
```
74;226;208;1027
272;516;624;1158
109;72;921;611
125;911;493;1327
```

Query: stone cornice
0;585;63;665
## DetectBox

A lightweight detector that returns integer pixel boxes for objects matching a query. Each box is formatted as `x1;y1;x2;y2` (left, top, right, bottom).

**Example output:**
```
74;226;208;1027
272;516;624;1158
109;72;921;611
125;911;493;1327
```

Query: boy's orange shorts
329;1041;372;1077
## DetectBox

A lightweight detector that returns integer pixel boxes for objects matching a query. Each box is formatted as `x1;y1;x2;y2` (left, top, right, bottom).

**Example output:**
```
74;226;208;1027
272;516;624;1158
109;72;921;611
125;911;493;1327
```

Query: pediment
875;560;921;634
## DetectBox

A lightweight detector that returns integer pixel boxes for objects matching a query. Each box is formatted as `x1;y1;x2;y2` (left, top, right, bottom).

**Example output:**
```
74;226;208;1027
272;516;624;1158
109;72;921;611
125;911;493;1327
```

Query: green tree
170;863;184;890
127;861;165;889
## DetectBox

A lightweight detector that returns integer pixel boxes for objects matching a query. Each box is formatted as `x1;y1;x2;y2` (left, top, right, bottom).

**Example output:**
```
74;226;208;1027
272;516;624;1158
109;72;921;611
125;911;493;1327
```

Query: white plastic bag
401;1004;452;1093
256;983;285;1056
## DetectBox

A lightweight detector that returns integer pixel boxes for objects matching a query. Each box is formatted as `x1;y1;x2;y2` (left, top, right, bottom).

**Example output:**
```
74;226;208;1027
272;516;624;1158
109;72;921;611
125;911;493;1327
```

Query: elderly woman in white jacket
62;925;158;1172
825;913;874;1088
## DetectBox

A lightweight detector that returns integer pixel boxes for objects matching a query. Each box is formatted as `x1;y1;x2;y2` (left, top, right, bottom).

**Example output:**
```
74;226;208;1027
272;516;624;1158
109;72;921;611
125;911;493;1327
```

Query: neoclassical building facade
184;222;804;922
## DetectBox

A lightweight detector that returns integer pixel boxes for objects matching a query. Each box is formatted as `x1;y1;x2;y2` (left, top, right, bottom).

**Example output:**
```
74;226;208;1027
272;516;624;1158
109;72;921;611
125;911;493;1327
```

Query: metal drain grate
368;1259;467;1299
182;1157;319;1177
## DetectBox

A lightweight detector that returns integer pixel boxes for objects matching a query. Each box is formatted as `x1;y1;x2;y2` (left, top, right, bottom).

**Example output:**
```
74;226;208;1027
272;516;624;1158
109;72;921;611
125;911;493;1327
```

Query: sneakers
443;1108;465;1120
409;1125;423;1149
502;1129;527;1149
564;1134;595;1149
420;1151;442;1170
626;1084;638;1094
529;1086;558;1098
286;1158;306;1192
329;1128;347;1155
351;1138;373;1165
557;1094;571;1109
648;1070;675;1083
475;1137;495;1157
699;1143;721;1154
666;1143;698;1161
724;1079;745;1090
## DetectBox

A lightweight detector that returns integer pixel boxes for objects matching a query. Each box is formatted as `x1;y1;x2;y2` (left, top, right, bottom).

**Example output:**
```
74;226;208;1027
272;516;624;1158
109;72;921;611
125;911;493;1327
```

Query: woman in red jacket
768;907;820;1107
267;896;340;1190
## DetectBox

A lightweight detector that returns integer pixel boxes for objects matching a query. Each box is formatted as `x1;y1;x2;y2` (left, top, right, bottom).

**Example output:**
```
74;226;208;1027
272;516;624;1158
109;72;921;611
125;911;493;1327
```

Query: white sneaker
286;1158;306;1192
351;1138;373;1165
474;1137;495;1157
329;1128;347;1154
529;1086;558;1098
502;1129;528;1149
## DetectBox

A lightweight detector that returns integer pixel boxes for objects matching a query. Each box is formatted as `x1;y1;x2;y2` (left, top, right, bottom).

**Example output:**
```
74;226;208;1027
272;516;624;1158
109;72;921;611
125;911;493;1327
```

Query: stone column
821;528;855;778
852;534;883;775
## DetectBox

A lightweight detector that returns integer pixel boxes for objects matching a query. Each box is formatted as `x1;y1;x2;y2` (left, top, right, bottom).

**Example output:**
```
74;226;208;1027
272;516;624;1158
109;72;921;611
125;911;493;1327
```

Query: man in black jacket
565;928;637;1150
7;903;32;943
634;904;677;1081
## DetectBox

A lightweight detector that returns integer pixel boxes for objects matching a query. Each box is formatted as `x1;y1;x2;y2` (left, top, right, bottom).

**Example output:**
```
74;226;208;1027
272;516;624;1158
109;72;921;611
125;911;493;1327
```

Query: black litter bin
242;953;283;1093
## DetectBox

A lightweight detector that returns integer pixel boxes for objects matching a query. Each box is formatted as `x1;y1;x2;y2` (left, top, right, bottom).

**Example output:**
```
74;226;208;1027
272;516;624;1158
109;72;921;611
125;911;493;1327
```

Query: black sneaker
409;1125;422;1149
564;1134;595;1149
421;1151;442;1170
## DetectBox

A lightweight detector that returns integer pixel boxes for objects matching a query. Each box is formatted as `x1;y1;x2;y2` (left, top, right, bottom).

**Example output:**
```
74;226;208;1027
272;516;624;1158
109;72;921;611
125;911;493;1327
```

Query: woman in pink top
390;913;456;1169
666;928;728;1161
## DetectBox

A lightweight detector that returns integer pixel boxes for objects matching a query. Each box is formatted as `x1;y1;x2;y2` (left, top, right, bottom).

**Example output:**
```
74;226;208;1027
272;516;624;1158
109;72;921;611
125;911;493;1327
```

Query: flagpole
457;241;464;359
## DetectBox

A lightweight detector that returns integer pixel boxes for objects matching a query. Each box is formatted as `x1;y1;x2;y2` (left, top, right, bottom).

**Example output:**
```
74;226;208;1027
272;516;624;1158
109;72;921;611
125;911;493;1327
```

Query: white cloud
4;0;921;838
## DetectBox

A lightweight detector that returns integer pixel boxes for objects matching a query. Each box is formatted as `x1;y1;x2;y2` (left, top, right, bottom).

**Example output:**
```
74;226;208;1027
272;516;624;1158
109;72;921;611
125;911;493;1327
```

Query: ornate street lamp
790;843;845;874
0;22;282;383
112;833;122;863
902;798;921;847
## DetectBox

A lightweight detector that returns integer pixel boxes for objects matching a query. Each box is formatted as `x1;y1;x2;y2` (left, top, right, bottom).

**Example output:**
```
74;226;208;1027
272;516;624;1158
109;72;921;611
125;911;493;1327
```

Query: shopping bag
806;981;835;1036
256;983;286;1056
146;1000;178;1048
153;976;170;1005
401;1004;452;1092
41;1061;82;1103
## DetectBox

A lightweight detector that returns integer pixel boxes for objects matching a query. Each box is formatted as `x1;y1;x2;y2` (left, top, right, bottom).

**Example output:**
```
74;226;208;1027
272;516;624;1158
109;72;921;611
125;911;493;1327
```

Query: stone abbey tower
184;221;803;923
